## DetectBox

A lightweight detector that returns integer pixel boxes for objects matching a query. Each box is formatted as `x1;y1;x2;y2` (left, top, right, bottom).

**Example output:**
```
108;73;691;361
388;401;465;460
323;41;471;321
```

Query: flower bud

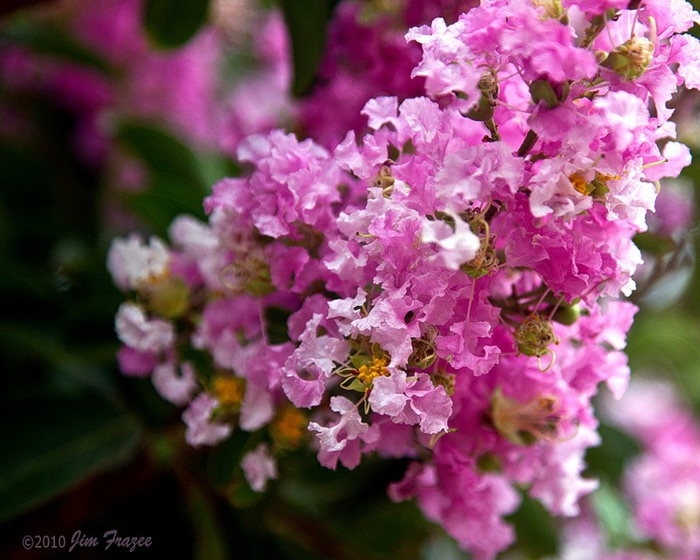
140;275;190;319
602;36;654;80
551;301;581;326
513;313;559;358
464;69;499;122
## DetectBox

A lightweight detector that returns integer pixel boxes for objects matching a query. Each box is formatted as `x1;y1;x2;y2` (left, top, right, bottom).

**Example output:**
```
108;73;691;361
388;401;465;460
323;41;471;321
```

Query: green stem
517;129;539;158
485;118;501;142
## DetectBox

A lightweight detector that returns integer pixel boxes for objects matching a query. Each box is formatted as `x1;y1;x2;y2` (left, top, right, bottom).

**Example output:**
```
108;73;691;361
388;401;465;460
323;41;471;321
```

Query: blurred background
0;1;699;558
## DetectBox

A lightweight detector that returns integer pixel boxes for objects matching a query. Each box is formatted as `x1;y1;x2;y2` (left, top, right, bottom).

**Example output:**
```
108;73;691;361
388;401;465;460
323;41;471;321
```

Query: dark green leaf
585;423;640;482
116;123;210;235
207;430;249;490
142;0;210;49
0;18;111;72
264;306;292;344
633;231;676;256
181;476;228;560
278;0;339;97
0;391;141;522
0;321;66;366
507;493;559;558
126;173;207;237
117;123;208;190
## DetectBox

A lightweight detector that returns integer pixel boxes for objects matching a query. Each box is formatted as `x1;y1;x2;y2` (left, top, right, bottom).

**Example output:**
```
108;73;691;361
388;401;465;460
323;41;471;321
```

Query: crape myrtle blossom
241;443;278;492
555;378;700;560
107;0;698;558
602;379;700;558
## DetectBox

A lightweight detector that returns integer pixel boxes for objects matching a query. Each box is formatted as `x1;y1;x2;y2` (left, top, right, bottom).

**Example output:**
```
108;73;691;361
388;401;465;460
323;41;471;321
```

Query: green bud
141;276;190;319
465;94;496;122
513;313;558;357
530;79;561;109
552;302;581;326
463;68;499;122
602;36;654;81
477;452;502;473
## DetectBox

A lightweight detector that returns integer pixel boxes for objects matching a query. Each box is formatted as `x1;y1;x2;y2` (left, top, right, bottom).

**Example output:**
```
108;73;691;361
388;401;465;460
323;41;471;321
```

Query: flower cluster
556;377;700;560
603;379;700;558
107;0;699;558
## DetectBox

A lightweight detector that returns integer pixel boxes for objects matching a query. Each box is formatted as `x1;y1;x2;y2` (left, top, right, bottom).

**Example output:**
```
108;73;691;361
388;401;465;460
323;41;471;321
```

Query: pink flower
116;345;158;377
369;370;452;434
308;396;379;470
405;17;482;106
151;361;198;406
421;211;480;270
107;235;169;291
114;302;175;353
241;443;278;492
239;382;275;432
528;425;601;517
182;394;232;447
235;131;342;238
391;461;520;560
670;34;700;90
282;314;349;408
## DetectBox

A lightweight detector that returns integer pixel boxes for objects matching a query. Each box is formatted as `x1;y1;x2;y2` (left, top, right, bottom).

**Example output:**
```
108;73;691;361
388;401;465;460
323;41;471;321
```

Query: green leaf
1;18;111;72
627;312;700;415
0;391;142;522
142;0;210;49
278;0;339;97
116;123;210;235
507;493;559;558
181;476;228;560
127;173;207;237
117;123;208;189
207;430;249;491
585;424;641;482
591;481;636;549
633;231;677;257
264;306;292;344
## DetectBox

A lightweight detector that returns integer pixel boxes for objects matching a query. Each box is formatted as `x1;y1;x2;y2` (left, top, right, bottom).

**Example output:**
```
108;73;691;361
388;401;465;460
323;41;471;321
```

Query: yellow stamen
357;356;390;385
271;407;307;449
213;375;246;407
569;172;588;195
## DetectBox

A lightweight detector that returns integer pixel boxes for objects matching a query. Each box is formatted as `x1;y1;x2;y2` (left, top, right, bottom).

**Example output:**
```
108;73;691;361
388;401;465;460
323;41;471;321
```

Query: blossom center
513;312;559;358
357;356;390;384
603;36;654;80
213;375;246;408
219;247;273;296
490;388;561;445
569;171;619;198
138;273;190;319
271;407;307;449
